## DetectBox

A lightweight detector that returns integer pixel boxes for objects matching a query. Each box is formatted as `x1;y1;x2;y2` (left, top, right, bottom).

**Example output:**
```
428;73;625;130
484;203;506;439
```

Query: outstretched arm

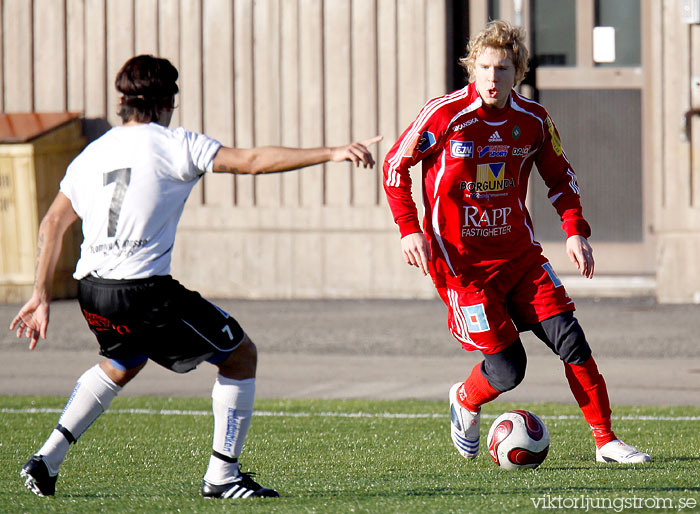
212;136;382;175
9;192;78;349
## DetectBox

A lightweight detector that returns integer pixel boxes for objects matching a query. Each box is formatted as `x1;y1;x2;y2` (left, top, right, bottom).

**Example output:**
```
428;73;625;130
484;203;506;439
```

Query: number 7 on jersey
103;168;131;237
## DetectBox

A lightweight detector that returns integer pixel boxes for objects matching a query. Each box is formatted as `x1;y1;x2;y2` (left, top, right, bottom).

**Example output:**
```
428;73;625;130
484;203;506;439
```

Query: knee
217;335;257;379
100;359;145;387
487;359;526;392
483;340;527;392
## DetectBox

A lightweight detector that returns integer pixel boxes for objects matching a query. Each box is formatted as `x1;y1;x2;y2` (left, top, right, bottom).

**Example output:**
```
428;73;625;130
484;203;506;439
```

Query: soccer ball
486;410;550;470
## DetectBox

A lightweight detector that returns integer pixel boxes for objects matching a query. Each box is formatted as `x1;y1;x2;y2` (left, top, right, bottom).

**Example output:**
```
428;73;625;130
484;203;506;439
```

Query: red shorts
436;252;575;354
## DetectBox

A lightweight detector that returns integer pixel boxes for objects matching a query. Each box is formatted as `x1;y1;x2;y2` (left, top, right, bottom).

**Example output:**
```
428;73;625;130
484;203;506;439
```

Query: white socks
37;364;121;475
34;366;255;485
203;376;255;485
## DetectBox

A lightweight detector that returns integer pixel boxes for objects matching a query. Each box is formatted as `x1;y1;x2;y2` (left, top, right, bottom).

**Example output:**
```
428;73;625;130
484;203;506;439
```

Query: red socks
458;356;616;448
457;362;501;412
564;357;616;448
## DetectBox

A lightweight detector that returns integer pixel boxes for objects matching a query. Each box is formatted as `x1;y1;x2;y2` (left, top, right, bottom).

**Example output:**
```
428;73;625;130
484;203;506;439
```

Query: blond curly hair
459;20;530;86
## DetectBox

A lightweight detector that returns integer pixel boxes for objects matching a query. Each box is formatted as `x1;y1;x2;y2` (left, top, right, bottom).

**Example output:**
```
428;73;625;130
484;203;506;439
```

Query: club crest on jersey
450;140;473;158
512;125;521;139
417;130;436;153
460;162;514;194
488;131;502;142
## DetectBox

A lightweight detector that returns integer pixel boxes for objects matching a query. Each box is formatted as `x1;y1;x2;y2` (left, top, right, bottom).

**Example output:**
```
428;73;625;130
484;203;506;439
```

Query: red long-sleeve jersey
383;83;590;286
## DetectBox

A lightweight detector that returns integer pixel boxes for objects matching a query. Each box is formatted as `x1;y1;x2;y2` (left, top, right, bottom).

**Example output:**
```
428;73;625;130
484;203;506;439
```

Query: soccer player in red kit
383;20;650;464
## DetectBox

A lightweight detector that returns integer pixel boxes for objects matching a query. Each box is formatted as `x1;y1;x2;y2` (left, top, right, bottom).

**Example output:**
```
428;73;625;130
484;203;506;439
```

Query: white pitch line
2;407;700;421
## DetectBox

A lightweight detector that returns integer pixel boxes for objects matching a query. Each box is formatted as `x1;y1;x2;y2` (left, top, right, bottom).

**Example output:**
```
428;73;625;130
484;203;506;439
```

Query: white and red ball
486;410;550;470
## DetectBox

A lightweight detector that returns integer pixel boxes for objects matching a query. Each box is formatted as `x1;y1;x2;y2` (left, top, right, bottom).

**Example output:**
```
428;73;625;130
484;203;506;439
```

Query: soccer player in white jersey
10;55;381;498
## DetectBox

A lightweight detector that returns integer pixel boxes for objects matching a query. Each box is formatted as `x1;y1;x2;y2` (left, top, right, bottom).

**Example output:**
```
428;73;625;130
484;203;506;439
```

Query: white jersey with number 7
59;123;221;280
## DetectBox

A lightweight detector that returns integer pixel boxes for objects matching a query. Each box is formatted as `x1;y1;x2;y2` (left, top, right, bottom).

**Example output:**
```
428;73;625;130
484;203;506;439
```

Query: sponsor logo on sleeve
450;140;474;158
417;130;436;153
545;117;563;156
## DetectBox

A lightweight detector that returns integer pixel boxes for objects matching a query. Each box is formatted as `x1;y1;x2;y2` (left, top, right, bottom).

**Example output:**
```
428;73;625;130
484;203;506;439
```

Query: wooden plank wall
0;0;447;298
654;0;700;302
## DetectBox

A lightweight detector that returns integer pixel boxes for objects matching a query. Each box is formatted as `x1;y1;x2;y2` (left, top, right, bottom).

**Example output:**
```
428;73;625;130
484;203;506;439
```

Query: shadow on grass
651;456;700;463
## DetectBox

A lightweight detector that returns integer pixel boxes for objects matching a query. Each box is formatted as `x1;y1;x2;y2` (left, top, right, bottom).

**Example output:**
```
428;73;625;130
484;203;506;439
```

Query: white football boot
449;382;481;459
596;439;651;464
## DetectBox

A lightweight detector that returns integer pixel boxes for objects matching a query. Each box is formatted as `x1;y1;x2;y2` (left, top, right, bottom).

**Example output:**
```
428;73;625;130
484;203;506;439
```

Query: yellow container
0;113;85;302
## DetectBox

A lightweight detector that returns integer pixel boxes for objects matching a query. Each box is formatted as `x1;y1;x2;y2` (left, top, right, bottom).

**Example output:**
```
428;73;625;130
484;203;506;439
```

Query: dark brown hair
115;55;179;123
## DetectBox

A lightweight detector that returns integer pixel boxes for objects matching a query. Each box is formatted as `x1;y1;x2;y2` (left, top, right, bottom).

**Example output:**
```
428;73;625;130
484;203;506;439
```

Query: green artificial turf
1;396;698;513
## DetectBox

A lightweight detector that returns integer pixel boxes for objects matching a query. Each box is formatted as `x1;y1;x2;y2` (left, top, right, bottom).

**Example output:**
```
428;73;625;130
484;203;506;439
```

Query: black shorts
78;275;245;373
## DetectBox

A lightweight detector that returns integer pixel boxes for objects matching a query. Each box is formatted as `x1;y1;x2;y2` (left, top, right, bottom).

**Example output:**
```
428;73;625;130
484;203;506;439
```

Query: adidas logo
488;131;502;142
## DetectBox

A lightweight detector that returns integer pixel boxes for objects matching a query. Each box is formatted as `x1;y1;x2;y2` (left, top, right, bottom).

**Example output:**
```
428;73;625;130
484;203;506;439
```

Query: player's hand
566;235;595;279
330;135;383;168
9;294;50;350
401;232;432;276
